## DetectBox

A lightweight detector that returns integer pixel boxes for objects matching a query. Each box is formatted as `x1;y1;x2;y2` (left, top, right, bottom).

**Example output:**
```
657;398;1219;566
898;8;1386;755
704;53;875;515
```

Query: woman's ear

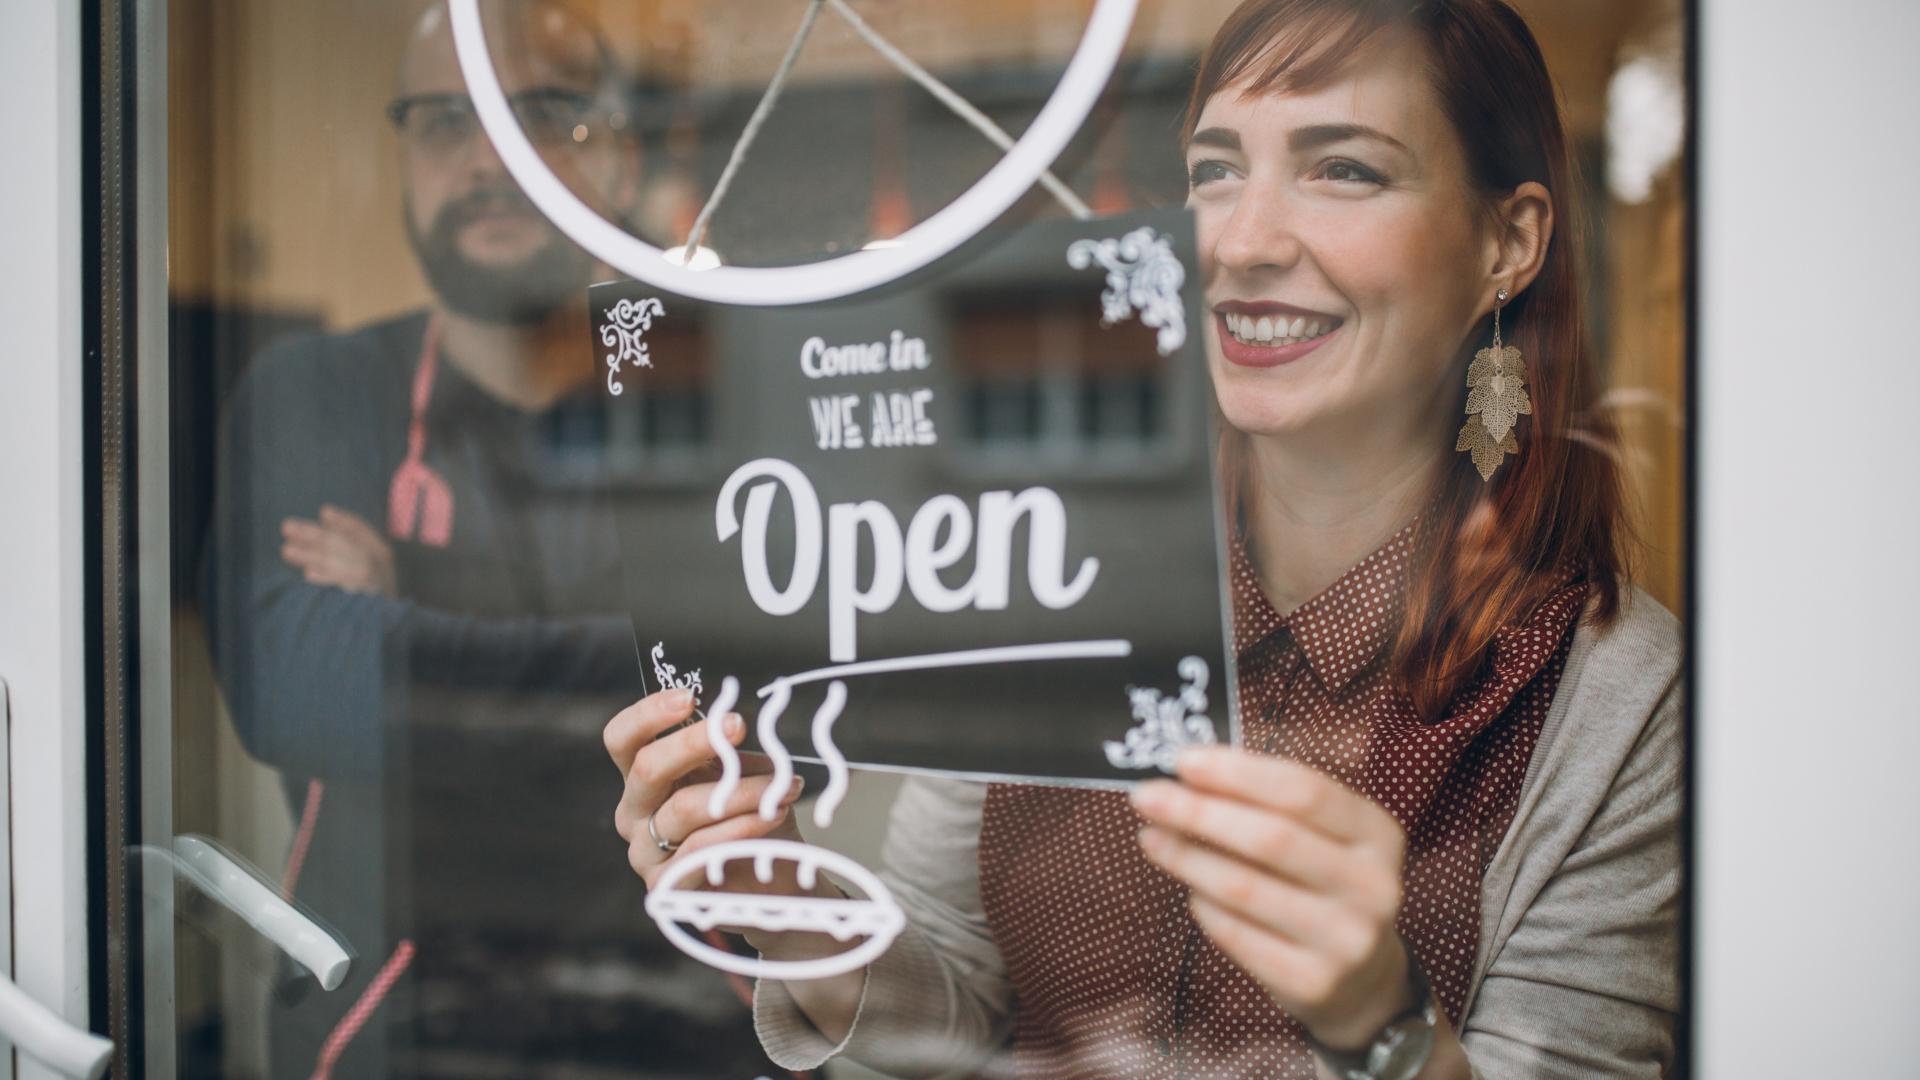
1485;180;1553;303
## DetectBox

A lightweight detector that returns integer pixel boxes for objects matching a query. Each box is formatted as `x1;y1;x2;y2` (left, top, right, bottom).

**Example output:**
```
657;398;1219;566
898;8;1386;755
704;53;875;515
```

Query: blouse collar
1229;520;1418;693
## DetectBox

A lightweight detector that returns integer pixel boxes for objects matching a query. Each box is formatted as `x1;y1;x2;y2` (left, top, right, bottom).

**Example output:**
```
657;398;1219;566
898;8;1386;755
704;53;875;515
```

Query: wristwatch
1303;946;1438;1080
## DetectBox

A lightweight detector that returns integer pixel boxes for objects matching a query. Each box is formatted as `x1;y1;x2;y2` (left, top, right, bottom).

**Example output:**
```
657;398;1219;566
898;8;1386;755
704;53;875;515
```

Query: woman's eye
1317;158;1385;185
1187;159;1234;188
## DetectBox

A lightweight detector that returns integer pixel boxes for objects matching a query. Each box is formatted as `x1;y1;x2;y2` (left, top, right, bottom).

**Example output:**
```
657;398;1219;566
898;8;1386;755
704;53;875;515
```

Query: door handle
0;974;112;1080
163;837;352;991
0;678;112;1077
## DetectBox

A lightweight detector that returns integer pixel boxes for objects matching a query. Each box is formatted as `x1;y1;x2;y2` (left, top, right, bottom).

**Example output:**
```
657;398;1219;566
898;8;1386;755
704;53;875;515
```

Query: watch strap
1302;943;1437;1079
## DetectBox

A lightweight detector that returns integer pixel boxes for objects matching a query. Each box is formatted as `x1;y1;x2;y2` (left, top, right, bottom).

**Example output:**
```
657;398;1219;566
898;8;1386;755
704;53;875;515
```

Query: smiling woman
1185;0;1626;720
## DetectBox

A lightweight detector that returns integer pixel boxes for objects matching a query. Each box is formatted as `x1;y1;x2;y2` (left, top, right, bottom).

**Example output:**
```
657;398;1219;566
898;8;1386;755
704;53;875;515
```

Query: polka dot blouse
976;522;1589;1079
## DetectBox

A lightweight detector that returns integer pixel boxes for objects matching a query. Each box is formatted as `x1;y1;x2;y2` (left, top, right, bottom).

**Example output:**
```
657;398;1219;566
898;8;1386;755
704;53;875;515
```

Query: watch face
1369;1019;1438;1080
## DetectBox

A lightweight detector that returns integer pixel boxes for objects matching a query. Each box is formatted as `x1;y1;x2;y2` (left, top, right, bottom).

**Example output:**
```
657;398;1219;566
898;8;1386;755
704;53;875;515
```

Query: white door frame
0;0;92;1076
1695;0;1920;1075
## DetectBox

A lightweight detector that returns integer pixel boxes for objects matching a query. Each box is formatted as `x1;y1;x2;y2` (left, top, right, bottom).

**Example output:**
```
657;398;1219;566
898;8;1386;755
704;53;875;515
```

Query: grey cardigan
755;588;1683;1079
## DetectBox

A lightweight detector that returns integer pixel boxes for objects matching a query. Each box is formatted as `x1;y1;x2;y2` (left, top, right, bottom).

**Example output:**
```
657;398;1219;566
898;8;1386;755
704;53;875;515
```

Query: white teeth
1221;312;1341;348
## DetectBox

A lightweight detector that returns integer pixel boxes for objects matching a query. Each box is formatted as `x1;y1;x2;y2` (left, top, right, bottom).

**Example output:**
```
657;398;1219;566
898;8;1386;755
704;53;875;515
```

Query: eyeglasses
386;88;605;156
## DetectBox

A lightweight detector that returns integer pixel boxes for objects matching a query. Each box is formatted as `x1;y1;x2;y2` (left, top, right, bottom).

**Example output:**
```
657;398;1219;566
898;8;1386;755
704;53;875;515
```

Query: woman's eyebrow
1288;123;1411;155
1188;126;1241;152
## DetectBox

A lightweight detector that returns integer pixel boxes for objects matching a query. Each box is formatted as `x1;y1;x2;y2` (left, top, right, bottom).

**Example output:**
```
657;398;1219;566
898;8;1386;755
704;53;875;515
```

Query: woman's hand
1129;745;1421;1052
603;688;811;896
280;505;396;596
603;688;870;1044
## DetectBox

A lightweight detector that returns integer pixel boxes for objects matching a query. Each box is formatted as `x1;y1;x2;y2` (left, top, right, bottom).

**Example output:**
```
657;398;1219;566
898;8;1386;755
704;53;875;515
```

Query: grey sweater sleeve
754;776;1013;1077
1461;592;1684;1078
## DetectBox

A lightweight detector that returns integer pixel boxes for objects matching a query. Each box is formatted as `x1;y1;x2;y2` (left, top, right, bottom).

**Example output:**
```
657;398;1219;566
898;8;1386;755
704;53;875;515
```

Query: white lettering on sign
868;389;937;447
801;332;930;379
904;495;975;612
811;389;936;450
809;394;865;450
714;459;822;616
800;336;886;379
714;458;1101;661
888;329;930;371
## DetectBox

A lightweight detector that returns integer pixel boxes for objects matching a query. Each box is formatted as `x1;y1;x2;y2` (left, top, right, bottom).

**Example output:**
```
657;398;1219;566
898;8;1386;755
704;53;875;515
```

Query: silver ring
645;811;678;855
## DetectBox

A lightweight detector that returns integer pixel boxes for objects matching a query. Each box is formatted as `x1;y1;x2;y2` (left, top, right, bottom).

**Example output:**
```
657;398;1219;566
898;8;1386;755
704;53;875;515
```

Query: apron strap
387;315;454;546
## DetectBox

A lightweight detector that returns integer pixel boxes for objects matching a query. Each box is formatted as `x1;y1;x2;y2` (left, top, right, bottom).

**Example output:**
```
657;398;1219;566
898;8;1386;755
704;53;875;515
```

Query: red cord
309;938;417;1080
281;779;325;898
387;316;454;547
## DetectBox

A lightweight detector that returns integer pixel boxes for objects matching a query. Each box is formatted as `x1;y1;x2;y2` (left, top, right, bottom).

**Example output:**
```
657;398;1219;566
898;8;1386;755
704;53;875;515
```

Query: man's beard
406;185;593;327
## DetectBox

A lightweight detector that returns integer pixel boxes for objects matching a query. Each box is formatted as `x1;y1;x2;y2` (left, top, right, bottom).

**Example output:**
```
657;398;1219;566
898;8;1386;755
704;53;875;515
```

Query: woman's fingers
1130;781;1374;901
614;723;719;844
1136;755;1415;1045
626;711;745;810
650;772;806;852
634;798;795;890
1139;825;1377;960
603;699;792;781
611;710;735;841
1173;746;1400;854
602;689;699;776
1187;893;1347;1014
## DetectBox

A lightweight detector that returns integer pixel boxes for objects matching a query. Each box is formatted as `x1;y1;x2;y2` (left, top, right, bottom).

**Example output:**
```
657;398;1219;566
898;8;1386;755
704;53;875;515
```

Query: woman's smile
1213;301;1344;368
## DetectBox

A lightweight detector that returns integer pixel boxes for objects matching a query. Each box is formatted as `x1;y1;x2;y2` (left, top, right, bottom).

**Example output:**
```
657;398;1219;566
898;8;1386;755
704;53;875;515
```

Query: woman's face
1186;29;1495;451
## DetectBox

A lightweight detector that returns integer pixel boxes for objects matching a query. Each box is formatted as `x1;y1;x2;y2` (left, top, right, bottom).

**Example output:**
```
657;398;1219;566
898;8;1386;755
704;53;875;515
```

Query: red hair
1189;0;1630;718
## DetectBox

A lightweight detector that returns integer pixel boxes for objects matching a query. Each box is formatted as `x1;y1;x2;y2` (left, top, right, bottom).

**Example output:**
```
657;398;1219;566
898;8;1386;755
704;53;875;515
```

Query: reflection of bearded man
206;1;785;1075
405;180;593;326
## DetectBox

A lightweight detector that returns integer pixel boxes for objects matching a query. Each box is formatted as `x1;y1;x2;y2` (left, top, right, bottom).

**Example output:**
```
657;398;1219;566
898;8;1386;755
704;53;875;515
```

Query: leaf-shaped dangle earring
1456;287;1532;481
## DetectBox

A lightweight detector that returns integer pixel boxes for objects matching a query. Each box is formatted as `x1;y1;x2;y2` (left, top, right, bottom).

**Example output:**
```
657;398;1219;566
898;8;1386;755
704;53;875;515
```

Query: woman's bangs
1186;0;1407;139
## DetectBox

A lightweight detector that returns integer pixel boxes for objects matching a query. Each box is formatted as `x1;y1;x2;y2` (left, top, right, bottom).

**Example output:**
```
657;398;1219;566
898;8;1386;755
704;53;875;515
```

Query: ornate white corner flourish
649;642;703;700
1104;655;1217;773
600;296;665;396
1066;226;1187;356
644;838;907;981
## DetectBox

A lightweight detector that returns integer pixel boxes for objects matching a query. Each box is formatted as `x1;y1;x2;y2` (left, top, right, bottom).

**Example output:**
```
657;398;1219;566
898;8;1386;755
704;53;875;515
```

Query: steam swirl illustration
755;682;794;820
698;674;853;830
701;676;743;818
809;681;852;827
